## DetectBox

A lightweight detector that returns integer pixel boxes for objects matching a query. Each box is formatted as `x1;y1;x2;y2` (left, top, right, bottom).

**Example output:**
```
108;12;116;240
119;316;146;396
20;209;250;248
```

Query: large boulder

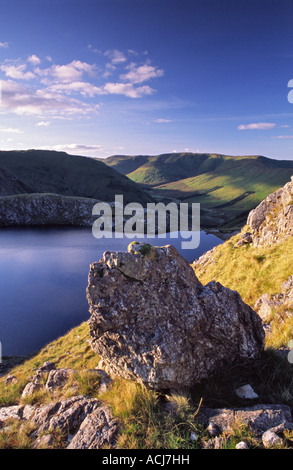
87;242;265;391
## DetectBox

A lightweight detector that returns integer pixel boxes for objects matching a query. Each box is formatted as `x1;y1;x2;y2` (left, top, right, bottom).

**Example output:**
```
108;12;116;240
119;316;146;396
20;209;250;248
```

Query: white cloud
38;143;104;155
0;127;23;134
49;60;97;82
35;60;97;83
46;80;103;97
0;79;100;117
102;82;154;98
36;121;51;127
274;135;293;139
154;118;172;123
27;54;41;65
88;44;101;54
0;42;9;48
121;63;164;84
238;122;276;130
105;49;127;64
0;63;35;80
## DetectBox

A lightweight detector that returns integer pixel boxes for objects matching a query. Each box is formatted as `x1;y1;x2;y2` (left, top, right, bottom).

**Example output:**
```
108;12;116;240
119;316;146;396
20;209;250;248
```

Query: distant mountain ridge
0;150;154;227
102;153;293;229
0;150;153;205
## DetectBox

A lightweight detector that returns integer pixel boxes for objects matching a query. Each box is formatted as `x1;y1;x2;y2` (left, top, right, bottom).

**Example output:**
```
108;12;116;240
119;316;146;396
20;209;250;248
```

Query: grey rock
0;193;101;227
21;381;42;398
198;404;292;436
0;394;120;449
45;368;76;392
235;441;249;449
254;275;293;329
67;405;119;449
247;176;293;247
0;405;23;427
30;395;102;436
262;430;283;448
235;384;259;400
87;243;265;390
5;375;17;386
33;433;55;449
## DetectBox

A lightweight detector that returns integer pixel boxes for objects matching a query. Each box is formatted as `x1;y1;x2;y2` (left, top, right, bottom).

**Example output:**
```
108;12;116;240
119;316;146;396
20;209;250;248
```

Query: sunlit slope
104;153;293;228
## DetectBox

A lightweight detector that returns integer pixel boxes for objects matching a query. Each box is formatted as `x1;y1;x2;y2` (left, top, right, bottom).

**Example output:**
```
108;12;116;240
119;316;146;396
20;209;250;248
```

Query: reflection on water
0;226;222;355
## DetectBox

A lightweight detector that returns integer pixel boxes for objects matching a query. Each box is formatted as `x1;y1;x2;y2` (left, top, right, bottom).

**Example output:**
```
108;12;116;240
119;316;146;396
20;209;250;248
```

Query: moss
138;243;153;256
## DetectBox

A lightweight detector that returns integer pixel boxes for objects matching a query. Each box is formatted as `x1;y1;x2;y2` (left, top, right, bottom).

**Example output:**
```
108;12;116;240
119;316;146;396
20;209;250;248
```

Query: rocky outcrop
0;396;119;449
0;192;166;232
87;242;265;391
0;193;101;227
247;176;293;246
1;361;292;449
198;403;293;449
0;362;118;449
254;275;293;329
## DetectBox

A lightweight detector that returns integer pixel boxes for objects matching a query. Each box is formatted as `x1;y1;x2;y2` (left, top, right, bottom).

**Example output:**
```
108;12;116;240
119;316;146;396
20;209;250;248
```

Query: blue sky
0;0;293;160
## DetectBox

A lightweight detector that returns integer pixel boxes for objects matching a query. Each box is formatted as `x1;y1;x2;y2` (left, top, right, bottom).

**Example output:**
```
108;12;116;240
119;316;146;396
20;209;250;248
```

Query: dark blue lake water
0;227;222;356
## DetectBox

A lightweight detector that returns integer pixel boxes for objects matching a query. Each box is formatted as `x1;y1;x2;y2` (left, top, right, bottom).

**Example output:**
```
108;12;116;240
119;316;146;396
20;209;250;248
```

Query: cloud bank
0;49;164;119
238;122;276;130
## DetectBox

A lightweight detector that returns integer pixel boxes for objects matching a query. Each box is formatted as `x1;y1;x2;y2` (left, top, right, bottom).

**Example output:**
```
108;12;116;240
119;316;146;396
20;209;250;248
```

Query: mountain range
0;149;292;230
0;150;153;205
102;152;293;229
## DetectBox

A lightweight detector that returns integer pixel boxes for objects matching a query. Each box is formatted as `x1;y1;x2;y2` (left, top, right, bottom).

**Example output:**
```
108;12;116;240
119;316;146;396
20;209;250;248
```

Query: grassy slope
0;150;153;205
104;153;293;228
193;229;293;349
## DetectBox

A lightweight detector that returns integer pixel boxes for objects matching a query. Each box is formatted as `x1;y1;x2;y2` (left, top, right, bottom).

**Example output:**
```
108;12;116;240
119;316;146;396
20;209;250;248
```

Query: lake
0;226;222;356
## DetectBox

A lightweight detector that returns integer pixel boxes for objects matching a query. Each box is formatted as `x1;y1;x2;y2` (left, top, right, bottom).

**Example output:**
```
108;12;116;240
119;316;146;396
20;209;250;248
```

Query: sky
0;0;293;160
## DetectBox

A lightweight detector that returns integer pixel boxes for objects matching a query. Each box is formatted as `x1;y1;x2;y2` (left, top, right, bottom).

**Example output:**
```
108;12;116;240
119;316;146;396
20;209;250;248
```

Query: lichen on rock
87;243;265;391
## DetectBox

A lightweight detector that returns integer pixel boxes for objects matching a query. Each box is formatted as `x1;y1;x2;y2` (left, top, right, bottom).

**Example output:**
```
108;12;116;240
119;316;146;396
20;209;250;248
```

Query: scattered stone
202;436;230;449
93;368;113;394
33;433;55;449
5;375;17;386
206;421;221;437
254;275;293;329
235;232;253;247
197;404;292;436
262;430;283;448
190;431;197;441
0;405;23;427
45;368;75;392
21;382;42;399
235;441;249;449
87;243;265;390
235;384;259;400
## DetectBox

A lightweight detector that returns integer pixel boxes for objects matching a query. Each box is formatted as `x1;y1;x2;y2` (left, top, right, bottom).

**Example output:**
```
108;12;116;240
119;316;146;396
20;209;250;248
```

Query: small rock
5;375;17;385
45;368;75;392
235;384;258;400
21;382;42;398
235;441;249;449
190;431;197;441
262;430;283;448
33;433;54;449
207;421;221;436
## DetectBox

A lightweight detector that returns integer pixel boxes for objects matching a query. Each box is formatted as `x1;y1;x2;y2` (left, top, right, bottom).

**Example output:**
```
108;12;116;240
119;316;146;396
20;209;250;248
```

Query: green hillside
104;153;293;229
0;150;153;205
